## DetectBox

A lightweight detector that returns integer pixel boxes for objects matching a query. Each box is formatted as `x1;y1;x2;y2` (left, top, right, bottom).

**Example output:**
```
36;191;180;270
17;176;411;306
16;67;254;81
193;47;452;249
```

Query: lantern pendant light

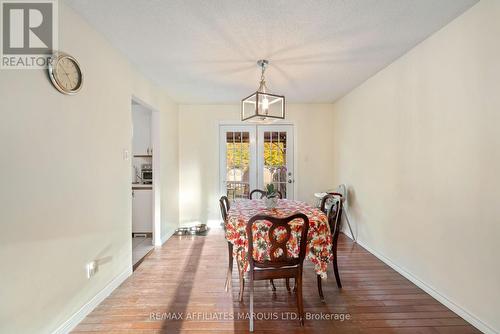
241;59;285;123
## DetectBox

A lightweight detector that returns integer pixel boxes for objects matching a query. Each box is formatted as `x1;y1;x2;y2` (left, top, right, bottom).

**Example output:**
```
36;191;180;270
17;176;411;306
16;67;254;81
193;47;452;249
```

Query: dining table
225;198;333;279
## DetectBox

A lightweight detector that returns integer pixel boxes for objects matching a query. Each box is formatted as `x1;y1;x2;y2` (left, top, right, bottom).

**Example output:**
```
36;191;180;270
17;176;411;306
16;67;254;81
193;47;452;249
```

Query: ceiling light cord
258;60;268;93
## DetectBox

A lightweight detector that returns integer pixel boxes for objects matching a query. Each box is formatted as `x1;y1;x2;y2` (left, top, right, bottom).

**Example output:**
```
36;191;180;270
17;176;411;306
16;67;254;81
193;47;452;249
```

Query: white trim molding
52;266;132;334
345;233;496;334
131;95;162;250
159;228;176;247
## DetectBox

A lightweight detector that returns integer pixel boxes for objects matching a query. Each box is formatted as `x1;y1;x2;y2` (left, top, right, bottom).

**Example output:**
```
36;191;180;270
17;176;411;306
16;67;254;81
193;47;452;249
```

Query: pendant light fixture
241;59;285;123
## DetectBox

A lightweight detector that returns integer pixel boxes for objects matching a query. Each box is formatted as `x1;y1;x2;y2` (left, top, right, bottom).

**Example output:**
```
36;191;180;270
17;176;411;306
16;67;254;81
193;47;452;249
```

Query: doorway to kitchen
219;124;294;201
130;97;160;270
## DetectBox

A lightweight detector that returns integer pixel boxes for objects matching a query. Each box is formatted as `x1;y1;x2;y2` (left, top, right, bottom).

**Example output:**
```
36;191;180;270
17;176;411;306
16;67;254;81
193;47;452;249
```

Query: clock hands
58;62;78;89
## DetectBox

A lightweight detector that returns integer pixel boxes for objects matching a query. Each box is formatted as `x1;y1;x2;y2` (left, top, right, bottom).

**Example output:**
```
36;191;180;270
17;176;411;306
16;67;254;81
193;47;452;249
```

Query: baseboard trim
347;234;496;334
159;228;176;246
52;266;132;334
154;228;175;247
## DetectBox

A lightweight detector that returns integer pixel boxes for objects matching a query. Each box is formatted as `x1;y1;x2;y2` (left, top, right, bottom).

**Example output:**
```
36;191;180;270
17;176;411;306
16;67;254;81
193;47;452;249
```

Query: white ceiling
65;0;477;104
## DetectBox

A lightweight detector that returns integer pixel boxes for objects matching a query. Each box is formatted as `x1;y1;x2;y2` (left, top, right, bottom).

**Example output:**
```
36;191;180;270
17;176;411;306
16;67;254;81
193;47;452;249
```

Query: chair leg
333;257;342;288
285;278;291;292
317;274;324;301
270;279;276;291
249;273;254;332
225;242;233;292
296;271;304;326
345;213;356;242
238;265;245;302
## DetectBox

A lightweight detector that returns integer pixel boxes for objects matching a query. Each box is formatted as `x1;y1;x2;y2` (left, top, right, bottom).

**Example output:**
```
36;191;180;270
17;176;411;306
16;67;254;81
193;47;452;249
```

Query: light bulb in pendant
262;97;269;114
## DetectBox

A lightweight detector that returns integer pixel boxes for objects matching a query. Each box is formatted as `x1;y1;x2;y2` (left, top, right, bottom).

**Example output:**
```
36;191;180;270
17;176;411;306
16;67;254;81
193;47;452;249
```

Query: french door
219;124;294;200
257;125;294;199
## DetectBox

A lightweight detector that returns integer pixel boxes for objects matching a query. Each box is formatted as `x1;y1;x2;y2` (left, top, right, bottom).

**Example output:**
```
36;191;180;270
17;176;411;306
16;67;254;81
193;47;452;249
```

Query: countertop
132;183;153;190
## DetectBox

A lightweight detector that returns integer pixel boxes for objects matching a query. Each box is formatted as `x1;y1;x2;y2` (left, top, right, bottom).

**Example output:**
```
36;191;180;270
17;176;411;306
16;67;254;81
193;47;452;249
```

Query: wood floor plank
72;229;480;333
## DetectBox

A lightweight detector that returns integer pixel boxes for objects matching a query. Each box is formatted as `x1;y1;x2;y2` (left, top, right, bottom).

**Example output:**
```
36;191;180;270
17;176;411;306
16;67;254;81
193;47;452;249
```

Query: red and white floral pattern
226;199;333;278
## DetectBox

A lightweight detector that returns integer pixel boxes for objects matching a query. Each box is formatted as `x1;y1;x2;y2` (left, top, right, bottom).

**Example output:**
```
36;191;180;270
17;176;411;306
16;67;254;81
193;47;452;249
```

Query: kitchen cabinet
132;104;152;156
132;188;152;233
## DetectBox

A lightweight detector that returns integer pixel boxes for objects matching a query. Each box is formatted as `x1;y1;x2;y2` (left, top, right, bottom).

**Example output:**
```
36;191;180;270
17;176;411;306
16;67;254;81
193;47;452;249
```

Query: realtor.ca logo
1;0;58;69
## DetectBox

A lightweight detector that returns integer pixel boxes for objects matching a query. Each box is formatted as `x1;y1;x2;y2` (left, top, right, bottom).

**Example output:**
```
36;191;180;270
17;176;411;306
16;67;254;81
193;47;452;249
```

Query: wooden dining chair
320;192;343;214
248;188;286;292
248;189;283;199
219;196;233;292
246;213;309;332
317;194;343;301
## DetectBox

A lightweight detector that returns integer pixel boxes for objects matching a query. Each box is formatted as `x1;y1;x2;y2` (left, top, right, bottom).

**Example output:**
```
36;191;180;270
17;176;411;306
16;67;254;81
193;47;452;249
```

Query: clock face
49;53;83;94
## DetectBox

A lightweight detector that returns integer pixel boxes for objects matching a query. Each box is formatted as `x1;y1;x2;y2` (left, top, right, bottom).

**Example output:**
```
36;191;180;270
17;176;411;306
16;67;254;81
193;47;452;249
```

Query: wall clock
48;52;83;95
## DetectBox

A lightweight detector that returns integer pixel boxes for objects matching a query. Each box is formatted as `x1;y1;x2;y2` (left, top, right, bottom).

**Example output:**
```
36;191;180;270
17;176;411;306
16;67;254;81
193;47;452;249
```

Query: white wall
178;104;335;226
0;3;178;333
331;1;500;332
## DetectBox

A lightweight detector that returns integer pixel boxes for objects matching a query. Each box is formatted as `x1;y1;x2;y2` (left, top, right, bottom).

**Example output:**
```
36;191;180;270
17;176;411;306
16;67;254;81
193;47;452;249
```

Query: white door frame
131;95;161;247
217;121;297;200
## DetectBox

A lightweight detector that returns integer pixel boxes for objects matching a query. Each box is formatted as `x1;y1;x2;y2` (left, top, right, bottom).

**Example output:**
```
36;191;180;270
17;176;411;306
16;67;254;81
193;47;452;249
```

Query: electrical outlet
86;261;98;279
123;149;130;161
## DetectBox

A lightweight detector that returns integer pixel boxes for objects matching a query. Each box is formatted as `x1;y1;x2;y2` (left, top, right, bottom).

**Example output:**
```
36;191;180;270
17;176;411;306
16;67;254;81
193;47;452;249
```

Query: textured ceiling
65;0;477;103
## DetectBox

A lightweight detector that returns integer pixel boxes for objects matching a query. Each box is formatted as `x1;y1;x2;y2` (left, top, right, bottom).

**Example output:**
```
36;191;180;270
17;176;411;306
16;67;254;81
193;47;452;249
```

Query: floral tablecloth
225;199;333;278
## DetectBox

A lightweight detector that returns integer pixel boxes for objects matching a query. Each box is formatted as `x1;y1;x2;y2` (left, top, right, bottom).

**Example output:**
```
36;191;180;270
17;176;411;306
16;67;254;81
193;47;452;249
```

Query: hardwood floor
73;228;480;334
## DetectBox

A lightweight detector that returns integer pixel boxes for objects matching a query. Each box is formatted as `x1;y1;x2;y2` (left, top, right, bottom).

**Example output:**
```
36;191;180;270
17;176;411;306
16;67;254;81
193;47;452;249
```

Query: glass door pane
258;125;294;199
219;126;256;201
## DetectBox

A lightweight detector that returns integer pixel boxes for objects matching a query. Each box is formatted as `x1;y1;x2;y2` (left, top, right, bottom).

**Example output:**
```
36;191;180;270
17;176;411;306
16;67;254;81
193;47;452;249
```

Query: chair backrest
320;192;342;214
246;213;309;270
249;189;283;199
326;197;343;254
222;195;230;211
219;196;230;222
